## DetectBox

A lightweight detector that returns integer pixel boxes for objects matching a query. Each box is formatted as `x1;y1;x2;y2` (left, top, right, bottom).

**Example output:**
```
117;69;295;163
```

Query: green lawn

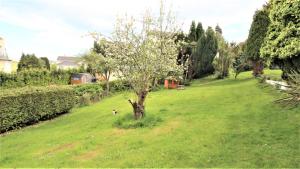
0;71;299;168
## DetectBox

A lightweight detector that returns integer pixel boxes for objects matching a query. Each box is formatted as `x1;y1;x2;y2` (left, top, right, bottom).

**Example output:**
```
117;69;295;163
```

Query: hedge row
0;86;77;133
0;80;131;133
0;69;81;88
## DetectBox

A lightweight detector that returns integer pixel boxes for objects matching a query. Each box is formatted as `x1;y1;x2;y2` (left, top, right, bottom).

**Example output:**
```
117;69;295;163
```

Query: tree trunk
105;72;110;96
105;80;109;96
252;60;264;77
128;90;148;119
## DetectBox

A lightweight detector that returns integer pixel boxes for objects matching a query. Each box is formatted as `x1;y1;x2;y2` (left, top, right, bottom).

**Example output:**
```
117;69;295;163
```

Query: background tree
40;57;50;70
232;42;247;79
83;38;116;94
192;27;218;78
215;24;223;34
17;53;42;71
188;21;197;42
109;2;182;119
260;0;300;80
178;21;204;80
196;22;204;40
213;31;232;79
245;6;270;77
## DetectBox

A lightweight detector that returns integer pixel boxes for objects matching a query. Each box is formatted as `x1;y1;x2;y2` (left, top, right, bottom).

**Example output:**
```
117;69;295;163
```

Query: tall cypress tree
188;21;197;42
196;22;204;41
215;24;223;34
245;6;270;76
193;27;218;78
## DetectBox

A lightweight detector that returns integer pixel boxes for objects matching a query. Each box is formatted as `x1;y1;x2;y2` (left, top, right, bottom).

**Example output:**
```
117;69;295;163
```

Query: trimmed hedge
0;69;81;88
0;86;77;133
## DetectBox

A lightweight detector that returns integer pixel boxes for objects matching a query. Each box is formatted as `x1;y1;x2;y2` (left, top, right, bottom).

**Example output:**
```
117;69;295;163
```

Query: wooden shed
71;73;96;85
164;76;180;89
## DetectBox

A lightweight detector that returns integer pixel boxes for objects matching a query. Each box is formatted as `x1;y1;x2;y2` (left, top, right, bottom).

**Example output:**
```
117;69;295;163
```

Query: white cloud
0;0;266;61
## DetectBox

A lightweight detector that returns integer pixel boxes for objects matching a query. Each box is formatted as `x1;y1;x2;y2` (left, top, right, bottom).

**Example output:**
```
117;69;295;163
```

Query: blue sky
0;0;267;61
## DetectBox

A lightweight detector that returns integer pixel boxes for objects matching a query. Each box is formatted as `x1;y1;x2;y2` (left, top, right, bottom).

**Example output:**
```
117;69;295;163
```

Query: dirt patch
75;149;101;160
39;142;78;156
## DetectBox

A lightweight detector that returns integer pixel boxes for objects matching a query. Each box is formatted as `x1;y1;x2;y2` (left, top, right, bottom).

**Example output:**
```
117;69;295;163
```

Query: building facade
0;37;12;73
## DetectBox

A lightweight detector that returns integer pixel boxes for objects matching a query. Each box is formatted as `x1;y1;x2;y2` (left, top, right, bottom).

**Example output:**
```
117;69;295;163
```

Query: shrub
0;86;77;133
78;93;92;106
100;80;131;92
73;84;104;106
113;114;162;129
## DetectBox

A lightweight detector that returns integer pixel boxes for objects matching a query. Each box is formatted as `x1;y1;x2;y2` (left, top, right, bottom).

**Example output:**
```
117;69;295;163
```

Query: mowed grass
0;71;299;168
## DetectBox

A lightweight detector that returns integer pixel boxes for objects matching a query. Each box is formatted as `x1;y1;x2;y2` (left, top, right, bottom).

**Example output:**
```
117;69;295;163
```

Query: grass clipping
114;114;162;129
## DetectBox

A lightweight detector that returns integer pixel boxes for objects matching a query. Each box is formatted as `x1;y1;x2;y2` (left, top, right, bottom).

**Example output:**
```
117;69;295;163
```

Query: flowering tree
108;2;182;119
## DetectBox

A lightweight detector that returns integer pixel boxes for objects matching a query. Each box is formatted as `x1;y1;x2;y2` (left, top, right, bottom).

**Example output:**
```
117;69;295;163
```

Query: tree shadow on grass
191;77;254;88
113;113;163;129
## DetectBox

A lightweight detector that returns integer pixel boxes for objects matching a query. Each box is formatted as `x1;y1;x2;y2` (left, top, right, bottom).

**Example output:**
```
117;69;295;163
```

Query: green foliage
84;38;117;94
73;84;103;97
40;57;51;70
245;8;270;61
17;53;43;71
196;22;204;41
231;42;248;79
215;24;223;34
73;84;104;106
261;0;300;60
188;21;197;42
261;0;300;79
114;114;162;129
193;27;218;78
0;86;76;133
72;81;131;106
213;32;233;79
0;71;298;167
100;80;131;93
188;21;204;42
233;56;245;79
0;69;81;88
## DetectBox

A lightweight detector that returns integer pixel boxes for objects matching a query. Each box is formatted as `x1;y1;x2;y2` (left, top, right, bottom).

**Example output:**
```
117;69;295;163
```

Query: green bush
0;69;81;88
114;114;162;129
0;86;77;133
73;84;104;106
100;80;131;93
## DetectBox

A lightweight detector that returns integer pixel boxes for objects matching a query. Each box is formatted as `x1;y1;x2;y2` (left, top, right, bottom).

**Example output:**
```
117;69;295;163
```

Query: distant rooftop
57;56;80;61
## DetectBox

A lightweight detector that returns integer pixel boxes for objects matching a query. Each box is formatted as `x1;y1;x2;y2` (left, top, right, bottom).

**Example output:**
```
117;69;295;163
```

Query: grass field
0;70;299;168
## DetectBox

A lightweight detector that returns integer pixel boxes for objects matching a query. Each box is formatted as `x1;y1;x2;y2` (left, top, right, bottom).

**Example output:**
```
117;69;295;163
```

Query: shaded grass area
0;71;299;167
113;114;163;129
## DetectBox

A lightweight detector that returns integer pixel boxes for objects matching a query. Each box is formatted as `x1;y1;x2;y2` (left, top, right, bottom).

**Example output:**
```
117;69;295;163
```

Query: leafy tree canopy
261;0;300;59
17;53;43;72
